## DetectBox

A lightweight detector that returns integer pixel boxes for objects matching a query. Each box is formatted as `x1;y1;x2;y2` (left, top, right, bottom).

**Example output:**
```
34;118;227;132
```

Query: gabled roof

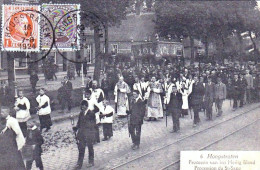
108;13;155;42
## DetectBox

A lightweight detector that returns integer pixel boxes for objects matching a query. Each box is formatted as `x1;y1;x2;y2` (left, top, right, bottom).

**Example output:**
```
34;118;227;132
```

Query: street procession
0;0;260;170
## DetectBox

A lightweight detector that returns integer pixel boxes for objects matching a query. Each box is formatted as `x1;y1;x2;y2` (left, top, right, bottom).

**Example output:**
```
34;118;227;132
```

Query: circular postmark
2;5;55;63
53;8;105;64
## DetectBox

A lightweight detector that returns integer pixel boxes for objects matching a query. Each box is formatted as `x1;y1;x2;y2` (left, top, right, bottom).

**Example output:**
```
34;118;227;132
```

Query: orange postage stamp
1;5;40;52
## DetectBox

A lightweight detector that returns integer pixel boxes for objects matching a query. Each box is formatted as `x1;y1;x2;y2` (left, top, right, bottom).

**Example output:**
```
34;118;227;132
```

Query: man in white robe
145;76;163;120
114;76;131;117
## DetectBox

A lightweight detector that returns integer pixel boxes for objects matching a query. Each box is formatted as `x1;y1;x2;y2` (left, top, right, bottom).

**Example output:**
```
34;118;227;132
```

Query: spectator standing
30;70;39;94
83;58;88;77
60;76;73;113
244;70;253;103
76;56;82;77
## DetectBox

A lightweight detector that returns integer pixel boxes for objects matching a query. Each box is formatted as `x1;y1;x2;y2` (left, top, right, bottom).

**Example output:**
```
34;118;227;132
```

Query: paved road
31;102;260;170
170;119;260;170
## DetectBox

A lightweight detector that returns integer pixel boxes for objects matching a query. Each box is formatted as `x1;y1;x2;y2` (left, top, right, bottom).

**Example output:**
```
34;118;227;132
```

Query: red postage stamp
1;5;40;52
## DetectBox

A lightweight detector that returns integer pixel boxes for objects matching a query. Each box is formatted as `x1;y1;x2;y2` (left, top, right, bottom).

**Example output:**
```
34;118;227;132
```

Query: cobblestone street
31;101;260;170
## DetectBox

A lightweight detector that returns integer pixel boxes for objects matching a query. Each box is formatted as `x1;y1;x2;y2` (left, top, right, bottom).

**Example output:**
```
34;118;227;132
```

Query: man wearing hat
128;90;146;150
73;100;99;169
83;89;101;144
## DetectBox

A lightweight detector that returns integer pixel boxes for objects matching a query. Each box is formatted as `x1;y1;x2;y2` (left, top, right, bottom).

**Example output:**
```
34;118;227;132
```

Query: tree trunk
105;23;109;54
204;36;209;60
237;31;244;62
104;23;109;71
221;36;225;64
7;55;15;98
190;36;195;64
135;0;142;15
94;26;101;81
249;31;258;63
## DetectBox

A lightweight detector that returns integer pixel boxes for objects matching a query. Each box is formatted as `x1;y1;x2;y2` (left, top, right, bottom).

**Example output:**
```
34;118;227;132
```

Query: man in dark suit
166;85;182;132
128;90;146;150
60;76;73;113
232;74;240;110
73;100;99;169
214;77;227;117
239;73;248;108
190;75;205;127
205;77;215;120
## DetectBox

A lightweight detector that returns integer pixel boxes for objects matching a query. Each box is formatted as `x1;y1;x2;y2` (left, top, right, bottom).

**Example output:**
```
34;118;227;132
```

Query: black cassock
0;123;26;170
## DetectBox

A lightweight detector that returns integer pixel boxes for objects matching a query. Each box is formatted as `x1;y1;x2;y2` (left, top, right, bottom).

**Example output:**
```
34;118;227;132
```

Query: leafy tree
154;0;259;63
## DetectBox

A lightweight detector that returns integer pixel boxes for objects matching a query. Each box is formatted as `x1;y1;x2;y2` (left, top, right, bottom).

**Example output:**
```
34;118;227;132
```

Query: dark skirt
103;123;113;138
0;128;26;170
39;114;52;129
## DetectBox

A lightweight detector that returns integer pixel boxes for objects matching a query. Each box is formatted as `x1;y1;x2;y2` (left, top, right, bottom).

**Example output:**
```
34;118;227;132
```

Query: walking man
214;77;226;117
190;75;205;127
204;77;215;120
73;100;99;169
14;90;31;137
36;88;52;132
165;85;182;132
30;70;39;94
114;76;131;117
232;74;240;110
128;90;146;150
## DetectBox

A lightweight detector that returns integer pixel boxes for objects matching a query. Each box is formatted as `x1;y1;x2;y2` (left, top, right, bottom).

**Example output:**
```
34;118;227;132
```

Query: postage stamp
41;4;80;51
1;5;40;52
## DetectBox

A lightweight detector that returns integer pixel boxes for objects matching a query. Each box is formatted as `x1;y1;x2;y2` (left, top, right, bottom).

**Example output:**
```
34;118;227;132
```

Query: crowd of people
1;59;260;169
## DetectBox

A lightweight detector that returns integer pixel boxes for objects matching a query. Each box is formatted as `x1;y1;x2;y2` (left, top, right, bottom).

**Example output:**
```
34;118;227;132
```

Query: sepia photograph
0;0;259;169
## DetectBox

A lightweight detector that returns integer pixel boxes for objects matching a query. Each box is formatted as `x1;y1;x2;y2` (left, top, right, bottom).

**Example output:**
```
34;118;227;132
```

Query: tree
79;0;130;81
154;0;259;63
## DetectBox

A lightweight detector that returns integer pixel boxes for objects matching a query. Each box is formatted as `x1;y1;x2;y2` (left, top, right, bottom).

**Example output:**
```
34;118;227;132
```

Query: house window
14;58;27;69
112;44;118;53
